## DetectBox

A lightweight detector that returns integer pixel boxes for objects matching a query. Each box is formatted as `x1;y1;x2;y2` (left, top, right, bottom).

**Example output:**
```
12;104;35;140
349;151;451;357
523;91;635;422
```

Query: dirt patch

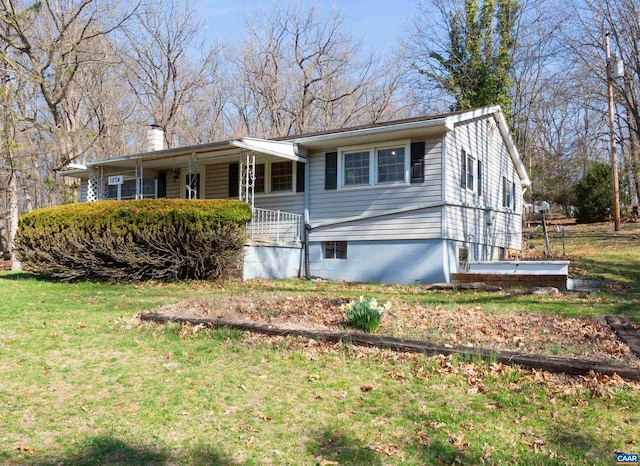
154;293;640;368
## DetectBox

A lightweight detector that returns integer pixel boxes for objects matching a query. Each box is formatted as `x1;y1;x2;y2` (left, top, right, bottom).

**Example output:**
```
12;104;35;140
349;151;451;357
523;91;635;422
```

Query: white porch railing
247;208;303;243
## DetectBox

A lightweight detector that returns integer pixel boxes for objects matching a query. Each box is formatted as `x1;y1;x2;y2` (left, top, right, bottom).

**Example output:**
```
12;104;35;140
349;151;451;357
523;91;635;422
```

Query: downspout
304;158;311;280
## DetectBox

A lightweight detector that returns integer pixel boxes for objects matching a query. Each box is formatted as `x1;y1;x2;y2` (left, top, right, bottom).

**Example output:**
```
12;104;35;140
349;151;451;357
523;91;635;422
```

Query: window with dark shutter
325;152;337;190
460;149;467;189
477;160;482;196
296;161;305;192
229;162;239;198
410;141;425;183
157;171;167;198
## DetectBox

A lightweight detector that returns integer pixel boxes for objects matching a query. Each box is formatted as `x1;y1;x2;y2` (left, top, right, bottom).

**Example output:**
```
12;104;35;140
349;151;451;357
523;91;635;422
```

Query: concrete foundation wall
243;244;302;280
309;239;447;284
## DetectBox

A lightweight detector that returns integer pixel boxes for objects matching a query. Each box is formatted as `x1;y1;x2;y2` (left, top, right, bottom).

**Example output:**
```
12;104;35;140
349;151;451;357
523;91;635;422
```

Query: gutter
291;117;454;146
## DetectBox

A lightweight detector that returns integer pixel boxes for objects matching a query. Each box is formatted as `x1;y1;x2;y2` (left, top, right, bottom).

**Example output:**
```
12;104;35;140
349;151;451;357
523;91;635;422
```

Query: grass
0;221;639;464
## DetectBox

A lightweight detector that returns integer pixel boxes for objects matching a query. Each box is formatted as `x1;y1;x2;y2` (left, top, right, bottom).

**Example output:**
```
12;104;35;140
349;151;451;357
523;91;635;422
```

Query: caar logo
617;453;639;465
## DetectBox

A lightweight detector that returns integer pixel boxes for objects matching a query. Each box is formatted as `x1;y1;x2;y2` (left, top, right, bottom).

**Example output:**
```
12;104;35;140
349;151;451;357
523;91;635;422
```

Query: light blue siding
309;239;448;284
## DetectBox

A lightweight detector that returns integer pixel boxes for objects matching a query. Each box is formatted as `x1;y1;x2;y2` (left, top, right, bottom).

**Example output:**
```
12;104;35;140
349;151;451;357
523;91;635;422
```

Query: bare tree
566;0;640;204
0;0;138;167
121;0;223;148
230;1;401;137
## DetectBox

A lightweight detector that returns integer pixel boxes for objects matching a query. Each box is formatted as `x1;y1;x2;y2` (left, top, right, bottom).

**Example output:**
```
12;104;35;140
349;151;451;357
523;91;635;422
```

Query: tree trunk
8;171;21;270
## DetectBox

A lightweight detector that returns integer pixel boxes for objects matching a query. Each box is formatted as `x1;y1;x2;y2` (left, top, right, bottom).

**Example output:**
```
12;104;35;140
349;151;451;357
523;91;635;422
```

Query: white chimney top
147;125;165;151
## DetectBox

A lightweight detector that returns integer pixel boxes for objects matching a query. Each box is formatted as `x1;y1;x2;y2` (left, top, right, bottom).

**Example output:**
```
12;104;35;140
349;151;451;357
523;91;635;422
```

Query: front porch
63;135;307;246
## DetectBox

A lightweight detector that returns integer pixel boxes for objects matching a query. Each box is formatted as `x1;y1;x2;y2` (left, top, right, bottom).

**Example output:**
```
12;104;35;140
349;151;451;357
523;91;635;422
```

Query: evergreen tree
574;162;614;224
414;0;520;118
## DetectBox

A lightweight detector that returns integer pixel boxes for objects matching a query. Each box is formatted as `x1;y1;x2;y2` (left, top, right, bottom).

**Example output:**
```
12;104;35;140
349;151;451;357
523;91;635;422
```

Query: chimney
147;124;165;151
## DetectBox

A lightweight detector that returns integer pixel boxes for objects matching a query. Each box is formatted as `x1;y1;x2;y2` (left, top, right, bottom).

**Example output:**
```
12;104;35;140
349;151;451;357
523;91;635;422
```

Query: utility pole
605;32;622;231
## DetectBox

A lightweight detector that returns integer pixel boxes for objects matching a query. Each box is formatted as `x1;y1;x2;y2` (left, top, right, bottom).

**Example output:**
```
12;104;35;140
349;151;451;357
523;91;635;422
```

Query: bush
343;296;390;333
574;162;614;224
14;199;252;281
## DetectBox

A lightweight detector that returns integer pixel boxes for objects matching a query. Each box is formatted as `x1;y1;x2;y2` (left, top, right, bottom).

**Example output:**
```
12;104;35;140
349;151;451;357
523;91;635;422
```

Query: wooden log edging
605;316;640;358
139;312;640;382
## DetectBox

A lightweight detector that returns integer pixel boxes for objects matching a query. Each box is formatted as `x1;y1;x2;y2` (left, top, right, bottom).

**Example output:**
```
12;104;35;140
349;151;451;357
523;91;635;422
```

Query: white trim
232;137;307;163
493;111;531;186
337;140;410;190
292;117;453;146
252;158;297;196
462;148;478;195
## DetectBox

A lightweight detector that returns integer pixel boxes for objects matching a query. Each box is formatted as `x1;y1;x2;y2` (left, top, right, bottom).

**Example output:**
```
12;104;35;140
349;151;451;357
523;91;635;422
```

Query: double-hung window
340;142;409;188
252;160;295;194
377;147;405;183
460;149;482;196
503;177;516;209
344;151;370;186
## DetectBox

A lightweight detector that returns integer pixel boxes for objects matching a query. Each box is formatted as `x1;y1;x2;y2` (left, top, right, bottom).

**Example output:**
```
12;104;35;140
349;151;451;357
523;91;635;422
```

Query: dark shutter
477;160;482;196
157;171;167;198
229;163;239;198
296;161;305;192
502;177;507;207
460;149;467;189
410;141;425;183
325;152;337;190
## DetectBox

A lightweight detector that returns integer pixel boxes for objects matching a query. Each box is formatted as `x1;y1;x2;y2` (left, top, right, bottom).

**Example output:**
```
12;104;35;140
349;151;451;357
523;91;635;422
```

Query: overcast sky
193;0;419;53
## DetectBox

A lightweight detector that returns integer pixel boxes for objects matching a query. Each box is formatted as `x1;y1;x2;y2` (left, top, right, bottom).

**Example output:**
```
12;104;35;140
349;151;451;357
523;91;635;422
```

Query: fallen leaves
153;292;640;367
360;382;375;392
449;434;469;450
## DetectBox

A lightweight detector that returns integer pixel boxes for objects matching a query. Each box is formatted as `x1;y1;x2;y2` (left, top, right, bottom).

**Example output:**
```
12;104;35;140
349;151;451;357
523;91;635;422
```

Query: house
61;106;530;284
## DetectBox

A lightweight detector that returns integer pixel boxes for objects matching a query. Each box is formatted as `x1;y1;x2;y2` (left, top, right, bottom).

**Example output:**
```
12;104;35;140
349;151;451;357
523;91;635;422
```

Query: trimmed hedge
14;199;252;281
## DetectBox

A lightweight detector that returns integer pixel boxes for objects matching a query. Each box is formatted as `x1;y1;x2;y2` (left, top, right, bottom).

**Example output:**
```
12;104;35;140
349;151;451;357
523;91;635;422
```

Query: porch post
239;151;255;210
135;160;143;200
87;166;103;202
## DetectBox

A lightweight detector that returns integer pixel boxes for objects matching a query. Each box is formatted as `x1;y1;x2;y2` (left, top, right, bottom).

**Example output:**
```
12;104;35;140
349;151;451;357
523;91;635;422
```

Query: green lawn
0;222;639;465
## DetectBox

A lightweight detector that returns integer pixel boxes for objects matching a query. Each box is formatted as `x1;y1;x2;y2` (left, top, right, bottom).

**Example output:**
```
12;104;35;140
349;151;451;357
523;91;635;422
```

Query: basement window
322;241;347;259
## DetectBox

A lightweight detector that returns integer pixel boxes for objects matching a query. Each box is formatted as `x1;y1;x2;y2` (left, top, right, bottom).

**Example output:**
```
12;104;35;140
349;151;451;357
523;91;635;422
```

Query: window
460;149;482;195
503;177;516;209
104;178;157;200
344;151;370;186
322;241;347;259
271;161;293;192
466;154;475;191
338;142;409;189
377;147;405;183
242;160;297;195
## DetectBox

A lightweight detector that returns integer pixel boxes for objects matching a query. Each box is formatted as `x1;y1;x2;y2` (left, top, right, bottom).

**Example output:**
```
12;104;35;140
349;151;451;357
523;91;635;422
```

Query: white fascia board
58;168;89;178
231;137;307;163
493;110;531;187
446;106;501;125
85;140;235;167
291;117;453;146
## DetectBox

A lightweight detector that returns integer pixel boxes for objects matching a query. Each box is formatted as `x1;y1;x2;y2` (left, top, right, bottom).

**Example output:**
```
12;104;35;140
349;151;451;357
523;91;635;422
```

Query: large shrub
14;199;252;281
574;162;614;224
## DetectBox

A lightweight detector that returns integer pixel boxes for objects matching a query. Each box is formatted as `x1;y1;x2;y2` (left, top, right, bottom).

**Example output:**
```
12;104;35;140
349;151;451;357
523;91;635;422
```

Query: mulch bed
140;293;640;381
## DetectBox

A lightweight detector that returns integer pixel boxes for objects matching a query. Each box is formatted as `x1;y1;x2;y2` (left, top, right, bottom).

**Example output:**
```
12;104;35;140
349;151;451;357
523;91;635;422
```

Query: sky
193;0;420;53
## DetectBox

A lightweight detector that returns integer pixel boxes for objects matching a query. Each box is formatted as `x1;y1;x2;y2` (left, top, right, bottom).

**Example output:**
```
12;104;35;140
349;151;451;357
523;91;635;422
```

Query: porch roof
60;138;307;179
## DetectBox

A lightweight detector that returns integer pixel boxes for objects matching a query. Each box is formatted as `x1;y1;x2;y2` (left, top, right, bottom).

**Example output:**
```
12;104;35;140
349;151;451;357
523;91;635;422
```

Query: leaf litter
154;292;640;367
150;292;640;398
